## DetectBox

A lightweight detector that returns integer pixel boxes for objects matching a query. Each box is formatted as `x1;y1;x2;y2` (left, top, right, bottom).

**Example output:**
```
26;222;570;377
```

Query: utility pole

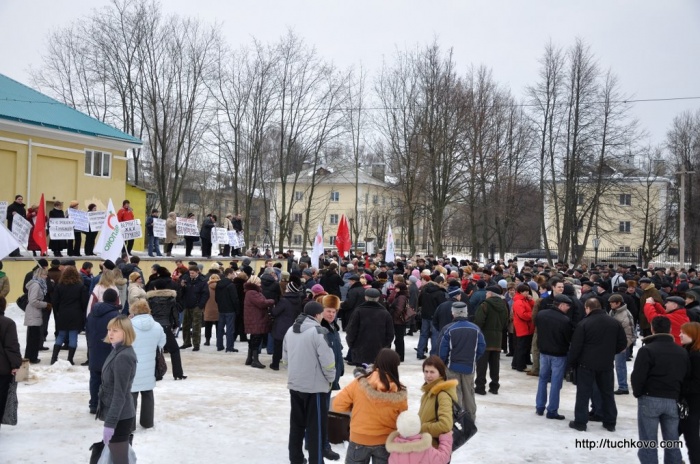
678;166;695;269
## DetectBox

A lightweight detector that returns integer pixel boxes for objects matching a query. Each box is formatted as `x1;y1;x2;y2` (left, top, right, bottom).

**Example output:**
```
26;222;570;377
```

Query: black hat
553;294;572;305
690;279;700;286
365;288;381;298
486;285;502;295
37;258;49;268
303;301;324;316
666;296;686;307
51;259;61;266
639;277;652;284
103;260;116;270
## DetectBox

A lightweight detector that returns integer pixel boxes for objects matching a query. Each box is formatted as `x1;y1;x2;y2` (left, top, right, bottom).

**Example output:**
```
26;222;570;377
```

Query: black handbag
1;375;17;425
155;347;167;381
436;391;477;451
16;294;28;311
89;441;105;464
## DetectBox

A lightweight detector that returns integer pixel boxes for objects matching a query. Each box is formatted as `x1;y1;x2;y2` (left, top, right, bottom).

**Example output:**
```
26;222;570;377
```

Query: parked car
514;249;558;261
600;251;638;265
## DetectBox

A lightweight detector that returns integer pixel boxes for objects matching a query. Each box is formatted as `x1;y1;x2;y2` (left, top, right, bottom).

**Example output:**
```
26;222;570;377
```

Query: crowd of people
2;248;700;463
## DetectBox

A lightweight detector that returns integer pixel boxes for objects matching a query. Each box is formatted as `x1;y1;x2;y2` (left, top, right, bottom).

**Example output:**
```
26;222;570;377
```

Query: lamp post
593;237;600;265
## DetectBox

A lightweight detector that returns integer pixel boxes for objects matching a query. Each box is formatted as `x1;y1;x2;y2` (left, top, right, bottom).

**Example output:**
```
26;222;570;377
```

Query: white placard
176;217;199;236
0;202;7;224
153;218;166;238
69;209;90;232
11;213;31;247
228;231;239;248
237;231;245;248
212;227;228;244
119;219;142;240
49;218;75;240
88;211;107;232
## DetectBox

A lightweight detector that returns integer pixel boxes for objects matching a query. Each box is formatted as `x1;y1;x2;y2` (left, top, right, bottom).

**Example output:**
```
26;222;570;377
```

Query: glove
103;426;115;444
45;303;53;310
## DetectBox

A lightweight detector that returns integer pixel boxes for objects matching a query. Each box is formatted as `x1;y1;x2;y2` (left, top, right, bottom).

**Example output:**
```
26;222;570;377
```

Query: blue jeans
55;330;79;348
217;313;235;351
536;354;567;414
637;395;682;464
147;234;162;256
417;318;437;356
615;350;629;391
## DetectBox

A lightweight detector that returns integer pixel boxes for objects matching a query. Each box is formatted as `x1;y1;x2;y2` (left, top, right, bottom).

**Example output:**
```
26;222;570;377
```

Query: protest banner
88;211;107;232
0;202;6;224
49;218;75;240
69;209;90;232
237;231;245;248
120;219;142;240
153;218;166;238
11;214;31;247
212;227;228;244
176;217;199;236
228;231;239;248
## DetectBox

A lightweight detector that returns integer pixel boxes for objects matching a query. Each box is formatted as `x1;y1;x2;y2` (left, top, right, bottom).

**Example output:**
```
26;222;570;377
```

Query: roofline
0;117;142;152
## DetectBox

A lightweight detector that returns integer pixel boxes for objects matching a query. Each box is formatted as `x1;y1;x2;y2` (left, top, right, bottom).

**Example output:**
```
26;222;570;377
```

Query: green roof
0;73;141;145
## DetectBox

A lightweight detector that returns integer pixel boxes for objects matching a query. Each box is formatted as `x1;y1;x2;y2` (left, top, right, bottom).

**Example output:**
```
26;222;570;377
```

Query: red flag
335;214;351;258
33;193;47;254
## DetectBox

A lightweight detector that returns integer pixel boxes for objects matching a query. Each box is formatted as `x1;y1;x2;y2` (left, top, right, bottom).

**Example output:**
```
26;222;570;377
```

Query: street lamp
593;237;600;265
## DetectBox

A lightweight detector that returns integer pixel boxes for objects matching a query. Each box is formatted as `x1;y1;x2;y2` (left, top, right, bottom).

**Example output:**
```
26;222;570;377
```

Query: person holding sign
118;200;135;254
184;213;197;257
6;194;26;257
84;203;98;256
26;204;46;257
48;201;67;257
164;212;178;257
145;209;162;257
67;201;82;257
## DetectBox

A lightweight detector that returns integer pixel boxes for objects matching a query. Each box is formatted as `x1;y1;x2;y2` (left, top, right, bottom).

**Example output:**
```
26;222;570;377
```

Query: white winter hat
396;411;422;438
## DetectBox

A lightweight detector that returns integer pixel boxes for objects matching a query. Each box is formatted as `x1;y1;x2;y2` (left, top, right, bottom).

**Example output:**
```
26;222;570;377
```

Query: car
600;251;638;265
514;249;559;261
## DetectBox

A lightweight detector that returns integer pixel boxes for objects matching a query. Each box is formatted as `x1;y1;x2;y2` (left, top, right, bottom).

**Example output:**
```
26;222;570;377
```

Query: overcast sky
1;0;698;146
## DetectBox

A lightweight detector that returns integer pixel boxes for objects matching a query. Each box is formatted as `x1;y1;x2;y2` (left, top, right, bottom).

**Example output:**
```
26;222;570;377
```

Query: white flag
0;222;21;260
385;225;396;264
94;199;125;262
310;224;324;269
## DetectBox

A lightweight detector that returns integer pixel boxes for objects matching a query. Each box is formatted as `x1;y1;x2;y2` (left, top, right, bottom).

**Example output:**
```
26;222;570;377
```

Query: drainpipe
27;138;32;205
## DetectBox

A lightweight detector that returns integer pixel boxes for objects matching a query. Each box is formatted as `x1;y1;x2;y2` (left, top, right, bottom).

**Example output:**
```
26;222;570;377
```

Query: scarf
32;277;48;296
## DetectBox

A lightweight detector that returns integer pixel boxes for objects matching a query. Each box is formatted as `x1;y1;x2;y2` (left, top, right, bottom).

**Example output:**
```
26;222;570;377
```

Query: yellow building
0;73;142;246
272;164;397;252
544;175;671;253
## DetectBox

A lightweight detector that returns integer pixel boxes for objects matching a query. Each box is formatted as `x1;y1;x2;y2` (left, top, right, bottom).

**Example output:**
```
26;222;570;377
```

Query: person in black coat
433;285;462;334
47;201;67;257
345;288;395;366
214;269;241;353
260;268;281;302
339;276;364;332
269;278;305;370
179;266;209;351
417;279;447;358
568;298;627;432
319;264;344;299
147;281;186;380
632;317;690;464
199;214;215;258
6;194;26;257
680;321;700;464
86;289;121;414
51;266;88;365
0;296;22;424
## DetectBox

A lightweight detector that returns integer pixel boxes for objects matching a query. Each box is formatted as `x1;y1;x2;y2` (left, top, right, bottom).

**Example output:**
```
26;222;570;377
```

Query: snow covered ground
1;303;689;464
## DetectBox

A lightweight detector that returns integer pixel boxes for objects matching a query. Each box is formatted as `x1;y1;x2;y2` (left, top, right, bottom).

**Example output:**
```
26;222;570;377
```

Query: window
329;235;336;245
183;191;200;204
372;194;379;205
294;191;304;201
330;191;339;202
329;214;339;225
293;213;302;223
84;150;111;177
618;246;631;252
619;194;631;206
576;194;584;206
619;221;631;233
293;234;302;245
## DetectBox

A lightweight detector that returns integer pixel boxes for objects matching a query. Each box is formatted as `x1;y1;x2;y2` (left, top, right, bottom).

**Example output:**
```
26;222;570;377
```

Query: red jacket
512;292;535;337
243;282;275;335
643;302;689;345
117;207;134;222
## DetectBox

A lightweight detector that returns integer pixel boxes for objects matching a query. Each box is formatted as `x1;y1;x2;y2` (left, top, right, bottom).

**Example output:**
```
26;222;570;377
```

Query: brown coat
203;281;219;322
165;216;178;244
243;282;274;335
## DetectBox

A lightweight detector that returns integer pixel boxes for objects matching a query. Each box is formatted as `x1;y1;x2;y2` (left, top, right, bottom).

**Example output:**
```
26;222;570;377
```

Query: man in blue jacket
437;301;485;421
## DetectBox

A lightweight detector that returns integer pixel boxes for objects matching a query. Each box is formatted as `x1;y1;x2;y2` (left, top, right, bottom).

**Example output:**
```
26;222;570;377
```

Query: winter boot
245;349;253;366
67;348;76;365
251;349;266;369
50;345;61;365
204;338;210;346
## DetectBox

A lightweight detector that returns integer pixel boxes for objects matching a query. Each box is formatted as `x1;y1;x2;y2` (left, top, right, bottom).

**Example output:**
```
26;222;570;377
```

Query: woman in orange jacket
332;348;408;463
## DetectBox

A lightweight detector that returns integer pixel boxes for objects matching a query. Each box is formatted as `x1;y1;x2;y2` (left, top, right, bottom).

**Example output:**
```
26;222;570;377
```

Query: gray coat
24;279;47;327
283;314;336;393
98;344;137;428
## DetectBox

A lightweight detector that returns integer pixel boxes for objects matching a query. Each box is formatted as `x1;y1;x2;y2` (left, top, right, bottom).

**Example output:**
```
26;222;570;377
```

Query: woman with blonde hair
24;267;50;363
128;300;166;430
98;315;137;463
680;321;700;463
164;212;178;257
127;272;147;308
88;267;119;314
